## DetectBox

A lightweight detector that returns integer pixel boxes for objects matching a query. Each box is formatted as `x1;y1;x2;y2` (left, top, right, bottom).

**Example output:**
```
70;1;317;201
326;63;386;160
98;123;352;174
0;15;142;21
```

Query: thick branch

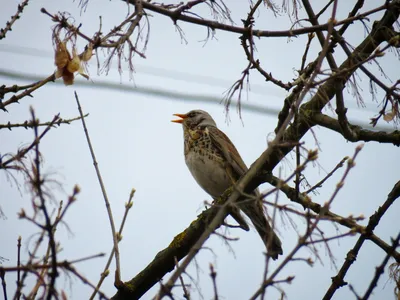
311;112;400;145
111;192;232;300
263;1;400;171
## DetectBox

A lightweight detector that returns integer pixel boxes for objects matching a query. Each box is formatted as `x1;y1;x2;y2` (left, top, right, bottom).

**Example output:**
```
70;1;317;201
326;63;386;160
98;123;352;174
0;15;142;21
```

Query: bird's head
171;110;216;129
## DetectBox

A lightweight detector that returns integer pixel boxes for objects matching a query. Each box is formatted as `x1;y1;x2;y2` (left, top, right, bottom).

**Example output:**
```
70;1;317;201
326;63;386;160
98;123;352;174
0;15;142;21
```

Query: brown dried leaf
383;108;396;122
55;68;64;79
55;41;70;69
80;43;93;62
78;65;89;80
67;49;81;73
62;69;74;86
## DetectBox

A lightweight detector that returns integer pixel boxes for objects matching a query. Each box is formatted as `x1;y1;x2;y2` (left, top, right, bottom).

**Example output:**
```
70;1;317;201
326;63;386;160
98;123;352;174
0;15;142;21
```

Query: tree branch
323;181;400;299
311;112;400;145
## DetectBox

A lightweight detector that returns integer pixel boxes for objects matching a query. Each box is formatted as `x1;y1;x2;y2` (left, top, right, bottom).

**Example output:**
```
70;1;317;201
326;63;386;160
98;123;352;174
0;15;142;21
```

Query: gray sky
1;1;400;299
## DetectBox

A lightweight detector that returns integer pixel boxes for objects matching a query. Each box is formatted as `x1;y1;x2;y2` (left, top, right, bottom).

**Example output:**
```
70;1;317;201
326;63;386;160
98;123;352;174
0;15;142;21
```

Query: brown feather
207;126;248;178
207;125;283;259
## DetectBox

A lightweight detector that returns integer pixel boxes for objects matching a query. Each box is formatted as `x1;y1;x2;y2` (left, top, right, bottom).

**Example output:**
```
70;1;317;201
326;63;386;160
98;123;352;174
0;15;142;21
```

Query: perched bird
172;109;283;259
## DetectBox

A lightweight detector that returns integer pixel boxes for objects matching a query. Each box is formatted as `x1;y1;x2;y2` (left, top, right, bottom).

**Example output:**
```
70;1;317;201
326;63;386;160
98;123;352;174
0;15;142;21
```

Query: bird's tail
239;200;283;260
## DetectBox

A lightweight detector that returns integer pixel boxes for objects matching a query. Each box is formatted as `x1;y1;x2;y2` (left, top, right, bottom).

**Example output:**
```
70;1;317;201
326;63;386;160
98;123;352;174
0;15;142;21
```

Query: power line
0;68;280;116
0;44;286;98
0;68;395;132
0;44;386;115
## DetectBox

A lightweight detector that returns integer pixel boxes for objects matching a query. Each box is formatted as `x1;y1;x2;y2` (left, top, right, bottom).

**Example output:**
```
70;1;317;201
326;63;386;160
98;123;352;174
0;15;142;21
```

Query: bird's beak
171;113;188;124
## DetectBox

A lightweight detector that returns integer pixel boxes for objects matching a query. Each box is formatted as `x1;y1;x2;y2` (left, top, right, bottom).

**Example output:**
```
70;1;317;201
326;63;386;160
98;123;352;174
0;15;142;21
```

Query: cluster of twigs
0;108;108;299
0;0;148;111
0;0;146;298
0;104;138;299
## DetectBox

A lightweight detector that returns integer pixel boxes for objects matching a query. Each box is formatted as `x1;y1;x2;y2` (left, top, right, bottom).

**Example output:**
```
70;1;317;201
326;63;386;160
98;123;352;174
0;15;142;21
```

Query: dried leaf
81;43;93;62
62;69;74;86
67;48;81;73
55;68;64;79
55;41;70;69
78;65;89;80
383;110;396;122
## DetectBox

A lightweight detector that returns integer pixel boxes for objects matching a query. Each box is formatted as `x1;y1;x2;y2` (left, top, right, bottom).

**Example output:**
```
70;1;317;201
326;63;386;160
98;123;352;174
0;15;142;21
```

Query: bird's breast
185;148;232;199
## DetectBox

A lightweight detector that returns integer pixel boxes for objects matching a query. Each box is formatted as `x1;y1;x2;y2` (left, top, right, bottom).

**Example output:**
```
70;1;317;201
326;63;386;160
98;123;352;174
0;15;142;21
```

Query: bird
172;109;283;259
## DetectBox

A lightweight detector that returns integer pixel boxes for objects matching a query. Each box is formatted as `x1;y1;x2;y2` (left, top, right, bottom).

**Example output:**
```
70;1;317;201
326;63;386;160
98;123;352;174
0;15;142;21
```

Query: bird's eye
188;112;197;118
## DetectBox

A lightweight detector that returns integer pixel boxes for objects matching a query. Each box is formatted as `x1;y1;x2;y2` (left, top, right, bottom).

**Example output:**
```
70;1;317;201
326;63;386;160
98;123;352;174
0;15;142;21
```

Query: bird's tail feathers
239;201;283;260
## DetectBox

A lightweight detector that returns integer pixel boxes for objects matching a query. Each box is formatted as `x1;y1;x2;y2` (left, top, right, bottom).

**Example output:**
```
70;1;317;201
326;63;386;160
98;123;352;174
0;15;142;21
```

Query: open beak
171;113;188;124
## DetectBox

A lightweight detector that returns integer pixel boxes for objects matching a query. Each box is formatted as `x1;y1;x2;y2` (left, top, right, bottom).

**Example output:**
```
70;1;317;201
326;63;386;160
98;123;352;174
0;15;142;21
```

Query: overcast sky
1;1;400;299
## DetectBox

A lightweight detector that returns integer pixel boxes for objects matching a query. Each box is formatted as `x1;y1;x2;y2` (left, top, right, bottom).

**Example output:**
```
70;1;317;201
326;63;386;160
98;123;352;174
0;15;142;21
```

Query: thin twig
305;157;348;194
0;267;7;300
89;189;136;300
209;264;218;300
175;257;190;300
361;232;400;300
30;108;58;300
74;91;122;286
0;114;88;130
0;0;29;40
1;74;56;111
16;236;21;300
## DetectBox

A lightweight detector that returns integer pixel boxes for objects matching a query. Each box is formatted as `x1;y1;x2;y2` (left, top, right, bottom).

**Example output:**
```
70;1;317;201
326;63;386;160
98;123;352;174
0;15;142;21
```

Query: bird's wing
207;126;248;178
207;127;281;258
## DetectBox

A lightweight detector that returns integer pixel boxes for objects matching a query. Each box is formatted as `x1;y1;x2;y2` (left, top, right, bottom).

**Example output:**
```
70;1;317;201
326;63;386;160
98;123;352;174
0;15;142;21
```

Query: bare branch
323;181;400;299
0;0;29;40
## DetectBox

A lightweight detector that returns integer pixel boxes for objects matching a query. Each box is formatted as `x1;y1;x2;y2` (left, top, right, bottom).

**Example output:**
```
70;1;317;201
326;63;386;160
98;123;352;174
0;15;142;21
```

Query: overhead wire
0;44;395;131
